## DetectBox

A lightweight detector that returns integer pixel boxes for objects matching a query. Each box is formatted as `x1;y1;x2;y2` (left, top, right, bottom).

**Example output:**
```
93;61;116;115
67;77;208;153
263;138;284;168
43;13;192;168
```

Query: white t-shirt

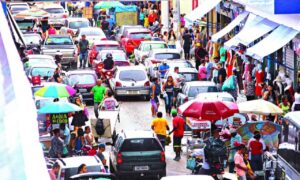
102;97;118;110
192;148;210;169
170;72;183;88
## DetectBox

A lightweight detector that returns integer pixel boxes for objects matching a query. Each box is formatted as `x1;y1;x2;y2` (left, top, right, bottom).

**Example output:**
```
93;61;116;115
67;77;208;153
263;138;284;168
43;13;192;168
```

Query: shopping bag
186;157;196;170
166;135;171;146
222;75;236;91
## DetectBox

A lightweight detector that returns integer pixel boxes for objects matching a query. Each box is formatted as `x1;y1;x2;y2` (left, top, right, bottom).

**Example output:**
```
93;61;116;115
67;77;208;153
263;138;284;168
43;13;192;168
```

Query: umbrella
178;100;239;121
38;101;82;114
15;9;49;18
238;99;283;115
236;121;282;148
94;1;124;10
34;83;76;98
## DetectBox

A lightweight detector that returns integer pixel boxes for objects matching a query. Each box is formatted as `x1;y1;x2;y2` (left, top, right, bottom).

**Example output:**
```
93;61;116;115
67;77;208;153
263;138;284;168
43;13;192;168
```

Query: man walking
169;109;185;161
151;111;169;149
91;79;107;119
78;34;89;69
234;143;249;180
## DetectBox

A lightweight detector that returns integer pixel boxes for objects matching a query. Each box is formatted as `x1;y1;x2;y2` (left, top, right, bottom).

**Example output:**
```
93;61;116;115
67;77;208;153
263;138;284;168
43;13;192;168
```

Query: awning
224;13;264;49
185;0;222;23
246;25;299;60
212;11;249;42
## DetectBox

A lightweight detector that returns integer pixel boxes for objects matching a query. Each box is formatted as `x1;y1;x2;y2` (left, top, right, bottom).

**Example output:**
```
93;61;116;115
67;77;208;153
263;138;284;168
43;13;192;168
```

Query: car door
177;84;188;106
134;44;142;61
110;135;123;170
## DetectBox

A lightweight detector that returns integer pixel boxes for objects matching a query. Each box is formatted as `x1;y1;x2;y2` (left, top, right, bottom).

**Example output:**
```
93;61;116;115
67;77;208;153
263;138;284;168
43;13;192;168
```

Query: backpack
204;137;227;173
152;82;161;96
95;118;105;136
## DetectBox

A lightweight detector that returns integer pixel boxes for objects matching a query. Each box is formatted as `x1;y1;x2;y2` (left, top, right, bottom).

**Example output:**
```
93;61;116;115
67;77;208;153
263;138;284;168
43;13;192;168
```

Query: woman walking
167;30;177;49
162;76;176;116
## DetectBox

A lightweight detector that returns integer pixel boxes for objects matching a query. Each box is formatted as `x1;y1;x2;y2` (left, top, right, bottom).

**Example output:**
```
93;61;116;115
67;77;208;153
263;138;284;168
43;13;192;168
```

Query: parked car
88;40;121;65
25;63;57;84
64;70;97;103
61;17;91;35
109;66;150;100
196;92;235;102
9;3;30;15
23;32;42;50
94;49;129;69
41;35;77;69
161;67;198;88
176;81;218;107
74;27;106;45
43;4;68;28
70;172;117;180
55;156;106;180
15;17;40;33
24;55;56;71
120;28;151;55
109;131;166;179
115;25;143;42
134;41;168;64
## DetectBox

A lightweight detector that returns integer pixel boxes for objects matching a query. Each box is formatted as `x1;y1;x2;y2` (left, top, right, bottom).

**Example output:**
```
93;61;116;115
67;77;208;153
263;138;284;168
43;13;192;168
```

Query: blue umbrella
38;101;82;114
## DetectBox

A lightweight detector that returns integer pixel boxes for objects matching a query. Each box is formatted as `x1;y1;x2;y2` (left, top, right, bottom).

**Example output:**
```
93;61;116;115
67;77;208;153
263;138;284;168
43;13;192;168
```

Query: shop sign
187;118;211;130
50;113;68;124
232;117;242;128
275;0;300;14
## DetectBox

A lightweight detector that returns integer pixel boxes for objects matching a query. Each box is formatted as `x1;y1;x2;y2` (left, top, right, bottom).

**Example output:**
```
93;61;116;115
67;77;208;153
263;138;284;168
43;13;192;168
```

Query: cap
171;109;177;116
98;143;105;148
92;143;98;147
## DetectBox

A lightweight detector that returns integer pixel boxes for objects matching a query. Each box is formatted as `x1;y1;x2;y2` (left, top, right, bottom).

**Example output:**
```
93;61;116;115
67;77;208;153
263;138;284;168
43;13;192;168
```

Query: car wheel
145;95;150;101
159;169;166;179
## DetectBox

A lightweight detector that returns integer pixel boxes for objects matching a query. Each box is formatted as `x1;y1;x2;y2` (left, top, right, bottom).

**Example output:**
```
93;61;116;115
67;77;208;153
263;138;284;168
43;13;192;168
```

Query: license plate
134;166;149;171
127;90;138;94
79;89;87;93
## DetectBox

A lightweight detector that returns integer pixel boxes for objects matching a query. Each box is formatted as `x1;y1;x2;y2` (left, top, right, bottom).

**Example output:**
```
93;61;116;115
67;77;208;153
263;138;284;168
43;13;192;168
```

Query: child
144;14;149;28
244;152;255;180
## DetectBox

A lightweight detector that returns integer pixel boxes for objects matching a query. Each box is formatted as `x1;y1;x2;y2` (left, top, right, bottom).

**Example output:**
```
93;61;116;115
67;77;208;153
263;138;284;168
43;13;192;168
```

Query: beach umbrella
34;83;76;98
238;99;283;115
94;1;124;10
38;101;82;114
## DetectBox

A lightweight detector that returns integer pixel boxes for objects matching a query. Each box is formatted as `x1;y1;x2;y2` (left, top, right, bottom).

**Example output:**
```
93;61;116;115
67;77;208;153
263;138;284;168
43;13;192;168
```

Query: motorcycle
95;63;115;83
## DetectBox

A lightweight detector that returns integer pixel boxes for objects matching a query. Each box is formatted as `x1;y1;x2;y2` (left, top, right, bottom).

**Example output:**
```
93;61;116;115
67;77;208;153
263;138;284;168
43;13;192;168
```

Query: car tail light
117;153;123;164
60;170;65;178
116;81;122;87
92;51;98;59
160;151;165;162
184;97;189;102
46;114;50;121
106;71;111;75
144;81;150;87
34;29;37;32
101;38;107;40
63;14;67;18
27;49;33;55
151;59;159;64
32;76;41;85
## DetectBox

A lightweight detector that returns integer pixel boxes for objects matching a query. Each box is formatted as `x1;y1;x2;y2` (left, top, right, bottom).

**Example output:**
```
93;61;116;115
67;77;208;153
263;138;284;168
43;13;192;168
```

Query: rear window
80;29;105;37
44;8;64;14
119;70;146;81
69;21;89;29
142;43;167;51
31;67;55;77
45;37;73;45
129;32;151;39
155;53;181;60
188;86;218;97
96;45;120;52
64;165;101;179
180;73;198;82
69;74;96;86
16;21;34;30
100;53;126;61
121;138;162;152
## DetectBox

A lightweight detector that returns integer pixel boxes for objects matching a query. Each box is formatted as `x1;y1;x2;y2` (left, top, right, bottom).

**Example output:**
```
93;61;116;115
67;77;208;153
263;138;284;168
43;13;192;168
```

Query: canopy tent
185;0;221;24
94;1;124;10
246;25;299;60
212;11;249;42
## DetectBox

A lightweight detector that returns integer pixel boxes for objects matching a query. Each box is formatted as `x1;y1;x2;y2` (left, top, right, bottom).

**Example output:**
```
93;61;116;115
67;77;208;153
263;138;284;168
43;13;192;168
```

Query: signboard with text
50;113;68;124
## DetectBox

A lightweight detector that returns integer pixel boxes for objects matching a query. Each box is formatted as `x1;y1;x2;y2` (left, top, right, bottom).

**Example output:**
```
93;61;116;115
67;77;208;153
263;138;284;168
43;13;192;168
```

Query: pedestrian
59;124;70;157
150;77;161;117
255;64;265;98
84;126;95;146
162;76;176;116
158;60;170;78
248;133;264;172
228;129;242;173
148;10;157;26
244;75;256;101
78;34;89;69
180;14;185;28
151;111;170;149
195;43;208;70
144;14;149;28
219;41;227;66
47;24;57;35
49;162;60;180
74;128;85;154
263;84;277;105
52;67;62;83
234;144;249;180
72;97;88;132
169;109;185;161
292;86;300;111
87;143;98;156
205;55;213;81
163;31;168;42
101;90;119;110
226;69;239;101
279;95;290;115
211;57;220;84
182;29;192;60
198;60;207;81
243;153;255;180
77;164;88;174
49;129;64;158
97;143;107;165
101;17;110;36
217;62;227;90
91;79;107;119
167;30;176;49
139;9;145;26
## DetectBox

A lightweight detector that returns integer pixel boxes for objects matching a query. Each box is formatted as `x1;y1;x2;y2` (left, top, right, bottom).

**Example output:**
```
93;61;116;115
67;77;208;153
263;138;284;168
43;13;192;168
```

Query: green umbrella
94;1;124;10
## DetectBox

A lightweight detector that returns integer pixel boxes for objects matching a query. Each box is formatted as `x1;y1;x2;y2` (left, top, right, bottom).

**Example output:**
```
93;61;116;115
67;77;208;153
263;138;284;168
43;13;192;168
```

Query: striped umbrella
34;83;76;98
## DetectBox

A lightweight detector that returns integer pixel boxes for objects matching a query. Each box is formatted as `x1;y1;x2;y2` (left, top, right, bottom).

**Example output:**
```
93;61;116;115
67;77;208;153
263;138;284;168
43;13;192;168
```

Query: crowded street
1;0;300;180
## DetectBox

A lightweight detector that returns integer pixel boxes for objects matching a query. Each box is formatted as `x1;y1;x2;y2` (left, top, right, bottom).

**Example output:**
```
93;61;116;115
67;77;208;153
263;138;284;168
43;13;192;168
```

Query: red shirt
173;116;185;137
87;148;97;156
148;13;157;23
249;140;263;155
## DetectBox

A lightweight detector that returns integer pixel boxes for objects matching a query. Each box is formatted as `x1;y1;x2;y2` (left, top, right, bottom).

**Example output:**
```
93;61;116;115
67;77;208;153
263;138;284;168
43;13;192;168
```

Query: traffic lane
87;96;191;176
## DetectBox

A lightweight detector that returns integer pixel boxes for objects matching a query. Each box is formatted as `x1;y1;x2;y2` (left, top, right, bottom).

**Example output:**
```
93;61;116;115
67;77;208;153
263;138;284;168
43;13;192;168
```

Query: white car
62;17;91;35
55;156;106;180
43;5;68;27
25;55;56;70
196;92;235;102
75;27;106;45
134;41;168;64
9;3;30;15
109;66;150;100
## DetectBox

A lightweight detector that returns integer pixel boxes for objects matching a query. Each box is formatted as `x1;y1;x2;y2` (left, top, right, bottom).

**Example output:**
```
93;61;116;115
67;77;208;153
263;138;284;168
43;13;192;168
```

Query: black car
64;70;97;104
109;131;166;180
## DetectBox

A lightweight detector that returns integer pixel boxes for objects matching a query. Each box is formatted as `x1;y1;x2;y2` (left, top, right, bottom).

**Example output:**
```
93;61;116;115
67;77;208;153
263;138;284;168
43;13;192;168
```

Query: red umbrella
178;100;239;121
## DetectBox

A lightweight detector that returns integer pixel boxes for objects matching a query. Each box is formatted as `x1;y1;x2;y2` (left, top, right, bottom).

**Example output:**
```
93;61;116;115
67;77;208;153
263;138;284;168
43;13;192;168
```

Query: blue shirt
206;62;213;79
229;134;242;162
159;64;170;78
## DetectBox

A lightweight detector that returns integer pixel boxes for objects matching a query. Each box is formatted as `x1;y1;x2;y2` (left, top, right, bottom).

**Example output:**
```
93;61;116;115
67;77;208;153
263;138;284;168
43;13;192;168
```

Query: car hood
42;45;75;49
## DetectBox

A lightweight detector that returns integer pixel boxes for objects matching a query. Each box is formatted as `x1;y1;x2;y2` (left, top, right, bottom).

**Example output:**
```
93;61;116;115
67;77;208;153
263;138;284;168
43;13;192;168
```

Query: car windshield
65;165;101;179
24;35;41;44
31;67;55;77
155;53;181;60
44;8;64;14
95;45;120;52
81;29;104;36
45;37;73;45
16;21;34;30
69;21;89;29
101;53;126;61
119;70;146;81
129;32;151;39
142;43;167;51
168;62;193;70
27;59;53;66
121;138;161;152
69;74;96;86
179;73;198;82
188;86;218;97
11;6;28;12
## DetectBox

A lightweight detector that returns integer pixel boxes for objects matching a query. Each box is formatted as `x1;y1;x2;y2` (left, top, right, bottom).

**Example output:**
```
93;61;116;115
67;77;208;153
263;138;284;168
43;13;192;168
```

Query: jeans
168;45;176;49
157;134;166;149
165;94;173;114
94;102;100;119
250;154;263;171
79;51;88;68
237;175;247;180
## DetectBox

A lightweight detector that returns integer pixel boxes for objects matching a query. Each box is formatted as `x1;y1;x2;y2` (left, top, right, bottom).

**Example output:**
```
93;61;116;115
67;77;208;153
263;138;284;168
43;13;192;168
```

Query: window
95;45;120;52
121;138;161;152
45;37;73;45
44;8;64;14
68;74;96;86
80;29;105;37
155;53;181;60
179;73;198;82
64;165;101;179
101;53;126;61
188;86;218;97
31;67;55;77
129;32;151;39
119;70;146;81
24;35;41;45
142;43;167;51
69;21;89;29
16;20;34;30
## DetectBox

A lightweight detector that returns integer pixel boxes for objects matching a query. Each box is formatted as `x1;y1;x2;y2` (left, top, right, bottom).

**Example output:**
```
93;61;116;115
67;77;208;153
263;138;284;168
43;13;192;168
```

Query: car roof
79;27;102;31
70;172;115;179
67;17;89;22
92;40;119;46
67;69;97;75
43;5;64;9
150;49;180;54
57;156;102;168
23;33;41;36
29;63;57;68
196;92;234;99
122;131;155;139
28;55;54;59
185;81;216;87
47;34;71;38
121;25;143;28
177;68;198;73
161;175;214;180
116;66;146;71
99;49;125;54
126;28;150;33
140;41;167;45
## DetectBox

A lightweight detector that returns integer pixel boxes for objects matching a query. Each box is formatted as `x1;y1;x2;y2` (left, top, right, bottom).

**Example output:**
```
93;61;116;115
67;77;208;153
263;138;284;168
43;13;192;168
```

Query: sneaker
173;156;180;161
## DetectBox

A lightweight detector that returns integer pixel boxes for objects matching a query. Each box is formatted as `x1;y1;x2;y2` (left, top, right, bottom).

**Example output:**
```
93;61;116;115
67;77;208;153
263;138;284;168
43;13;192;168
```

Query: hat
171;109;177;116
98;143;105;148
92;143;98;147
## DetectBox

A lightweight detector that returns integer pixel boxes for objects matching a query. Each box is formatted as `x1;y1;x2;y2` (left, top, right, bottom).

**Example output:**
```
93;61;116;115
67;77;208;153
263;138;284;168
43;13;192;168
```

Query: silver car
133;41;168;64
109;66;150;100
43;5;68;27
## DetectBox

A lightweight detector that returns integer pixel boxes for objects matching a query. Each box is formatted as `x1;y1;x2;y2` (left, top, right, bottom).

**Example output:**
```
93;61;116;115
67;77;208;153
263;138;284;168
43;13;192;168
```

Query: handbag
165;135;171;146
186;157;196;170
222;75;236;91
63;145;68;155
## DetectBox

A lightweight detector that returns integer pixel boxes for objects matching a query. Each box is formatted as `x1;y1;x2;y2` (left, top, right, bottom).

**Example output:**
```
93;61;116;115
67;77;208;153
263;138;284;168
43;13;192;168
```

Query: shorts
154;96;159;104
173;136;182;147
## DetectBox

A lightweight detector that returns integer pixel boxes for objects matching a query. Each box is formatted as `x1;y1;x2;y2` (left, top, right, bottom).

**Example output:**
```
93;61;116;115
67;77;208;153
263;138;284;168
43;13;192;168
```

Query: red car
88;40;121;66
120;28;151;55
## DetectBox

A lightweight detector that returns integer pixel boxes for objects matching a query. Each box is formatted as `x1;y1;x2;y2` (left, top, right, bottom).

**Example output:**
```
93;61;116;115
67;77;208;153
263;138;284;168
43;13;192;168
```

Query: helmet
106;53;112;59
